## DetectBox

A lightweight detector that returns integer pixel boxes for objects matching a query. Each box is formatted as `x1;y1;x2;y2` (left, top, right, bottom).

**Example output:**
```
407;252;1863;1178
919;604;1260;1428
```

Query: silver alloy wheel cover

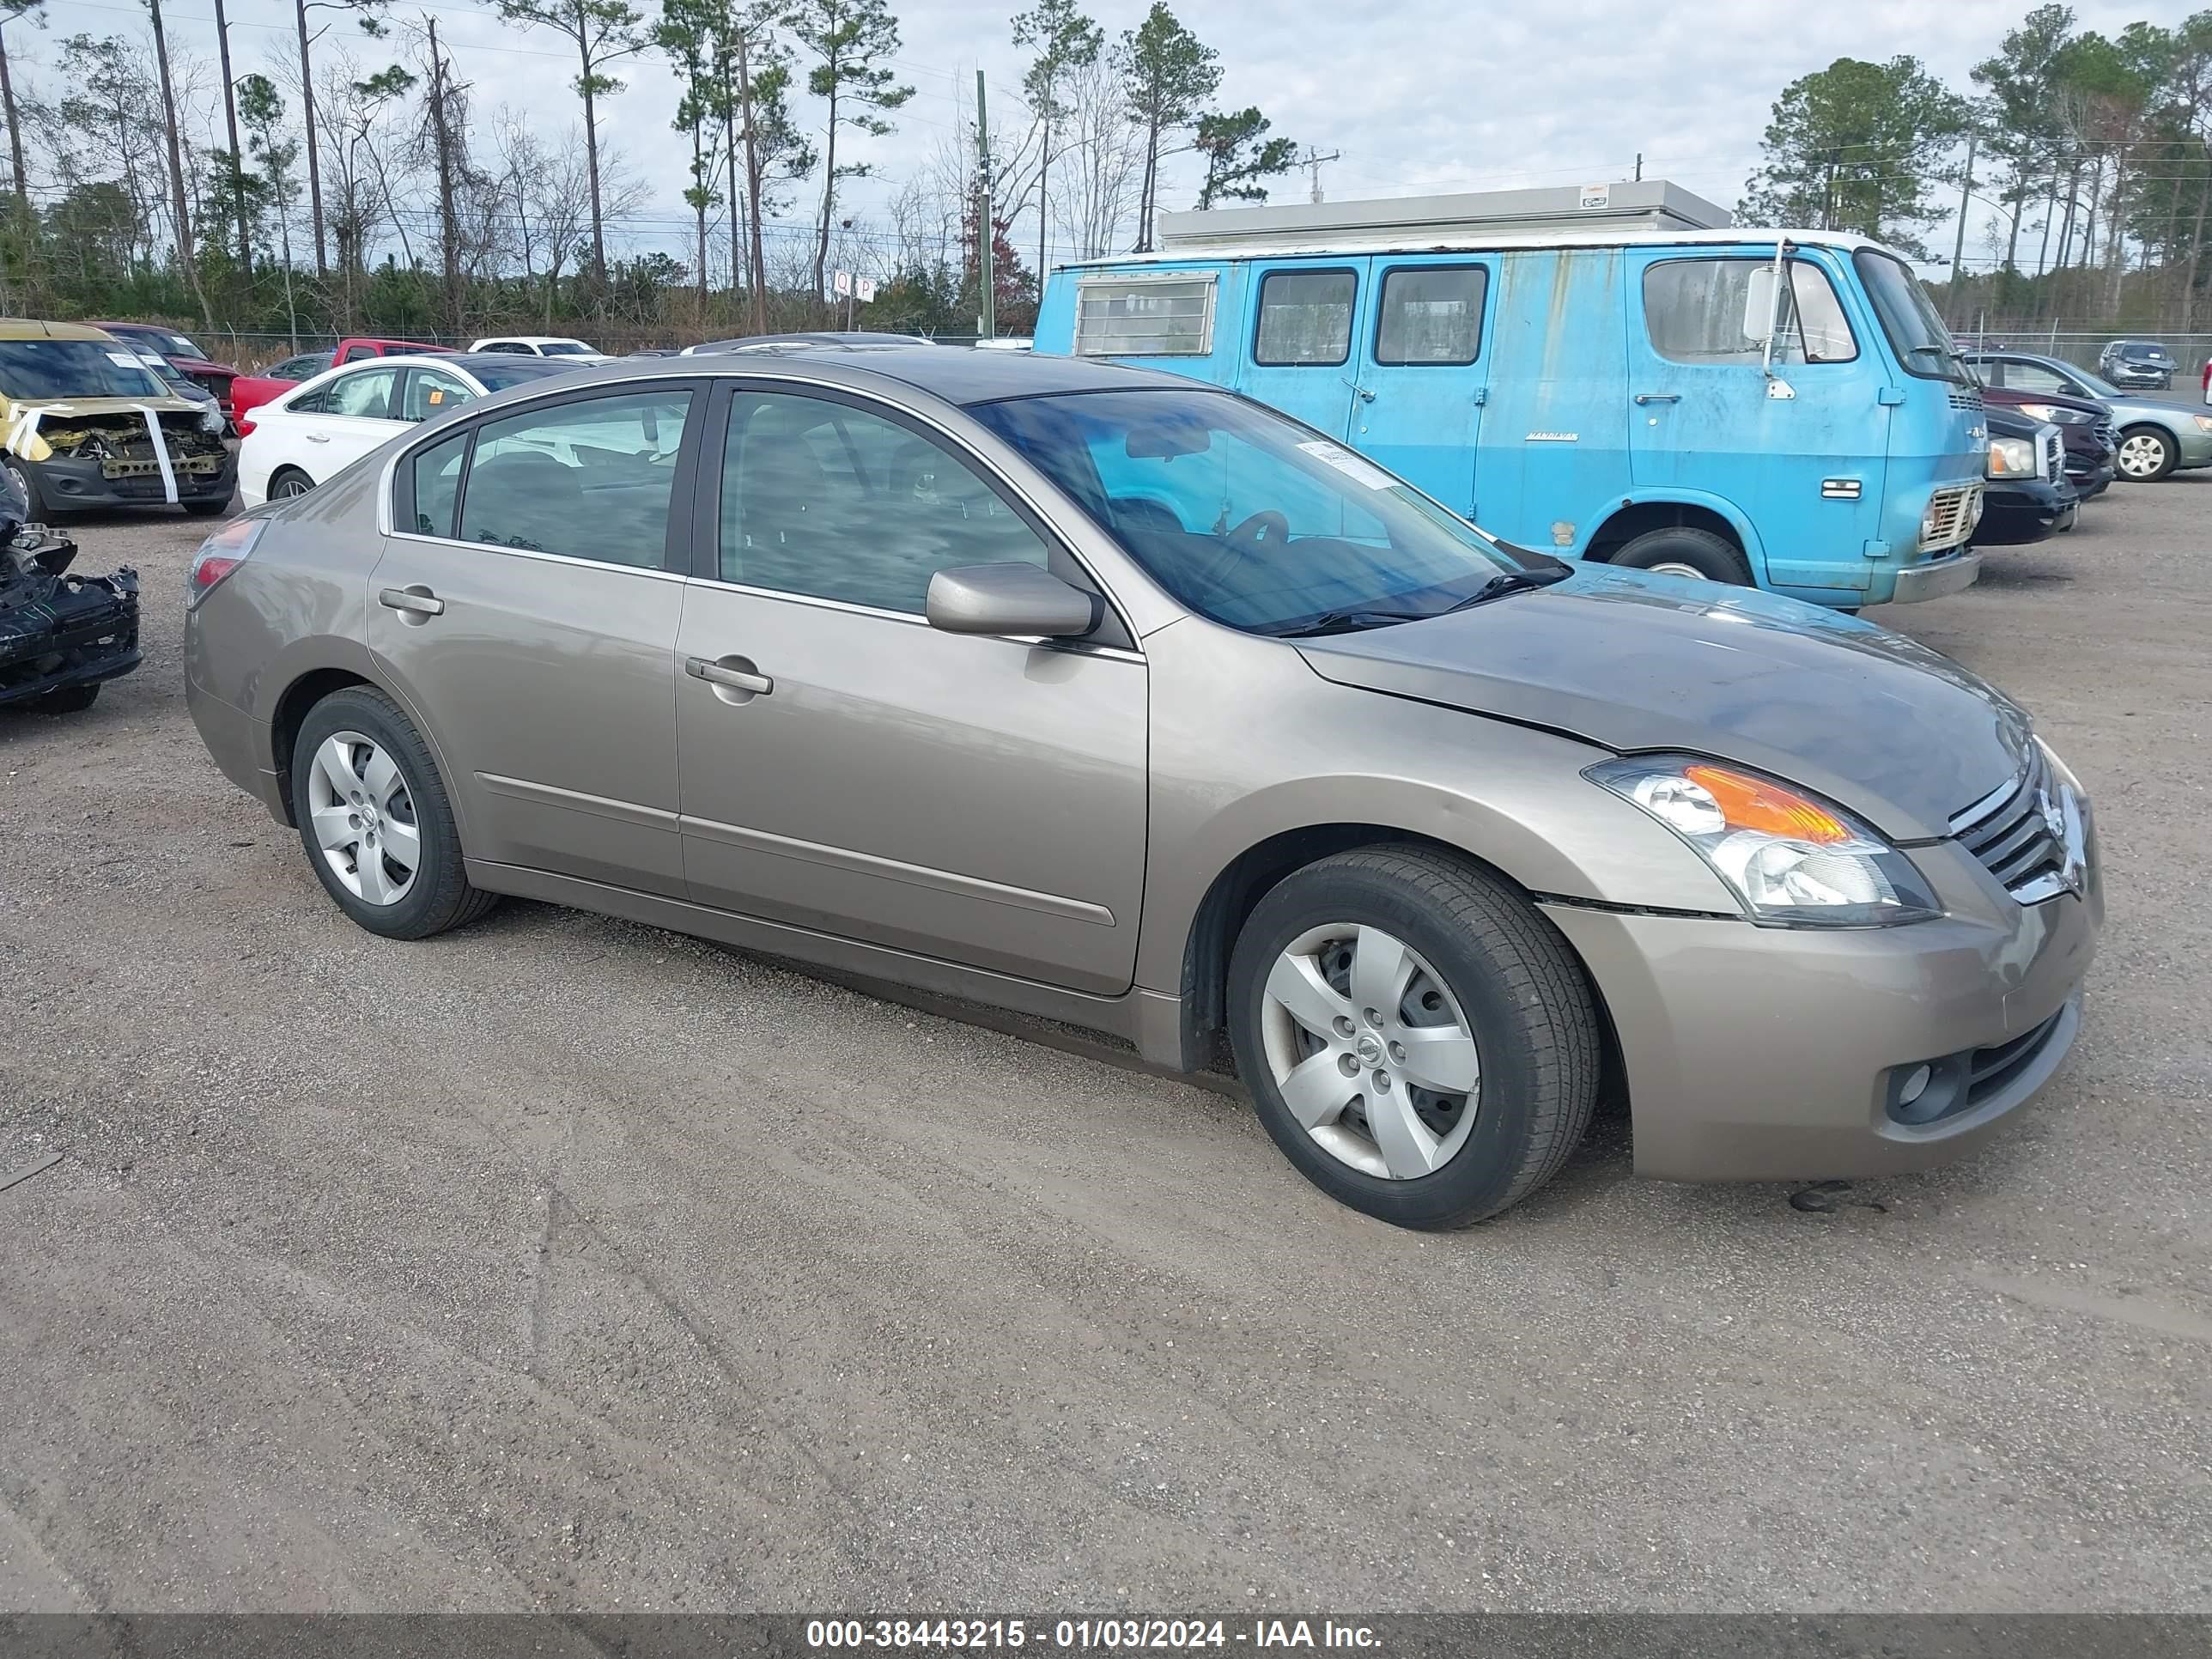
275;474;313;497
2118;433;2167;477
1258;923;1482;1181
306;728;421;905
1644;560;1708;580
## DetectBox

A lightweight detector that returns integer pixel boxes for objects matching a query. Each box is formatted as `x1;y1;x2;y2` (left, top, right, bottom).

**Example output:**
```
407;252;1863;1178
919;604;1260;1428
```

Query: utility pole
1297;144;1341;204
1948;130;1978;324
976;68;994;340
213;0;251;272
1633;151;1643;182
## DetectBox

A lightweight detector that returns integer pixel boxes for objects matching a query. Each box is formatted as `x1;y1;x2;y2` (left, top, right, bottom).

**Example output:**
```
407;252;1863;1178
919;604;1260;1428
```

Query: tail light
186;517;268;608
234;413;256;437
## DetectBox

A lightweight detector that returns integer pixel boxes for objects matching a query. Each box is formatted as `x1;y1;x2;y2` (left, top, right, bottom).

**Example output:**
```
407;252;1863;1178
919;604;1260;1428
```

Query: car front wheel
289;686;497;939
2116;427;2177;481
1226;846;1601;1229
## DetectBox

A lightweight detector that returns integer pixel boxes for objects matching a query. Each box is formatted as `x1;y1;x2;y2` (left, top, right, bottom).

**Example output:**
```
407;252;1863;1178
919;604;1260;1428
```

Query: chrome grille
1921;484;1979;553
1950;747;2073;903
1948;386;1984;410
2040;428;2064;483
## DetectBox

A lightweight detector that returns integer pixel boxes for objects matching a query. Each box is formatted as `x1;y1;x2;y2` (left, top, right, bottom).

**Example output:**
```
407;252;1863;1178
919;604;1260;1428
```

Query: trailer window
1642;258;1857;367
1073;276;1216;356
1255;270;1357;366
1374;265;1487;365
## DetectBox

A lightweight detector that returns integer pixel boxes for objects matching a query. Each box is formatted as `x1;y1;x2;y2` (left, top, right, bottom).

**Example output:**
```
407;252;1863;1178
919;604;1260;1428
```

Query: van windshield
971;388;1562;635
0;339;167;399
1854;251;1970;384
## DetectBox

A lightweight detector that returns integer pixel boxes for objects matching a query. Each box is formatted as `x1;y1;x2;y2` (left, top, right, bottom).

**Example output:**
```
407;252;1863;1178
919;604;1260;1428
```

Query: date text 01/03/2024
804;1619;1382;1649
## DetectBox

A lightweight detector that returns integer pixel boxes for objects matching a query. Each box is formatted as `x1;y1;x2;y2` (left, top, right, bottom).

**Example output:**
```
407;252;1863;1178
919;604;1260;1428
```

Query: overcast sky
40;0;2172;273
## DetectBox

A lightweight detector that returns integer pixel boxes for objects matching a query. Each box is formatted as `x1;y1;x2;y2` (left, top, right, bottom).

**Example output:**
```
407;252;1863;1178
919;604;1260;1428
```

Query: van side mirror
1741;264;1778;351
926;562;1100;639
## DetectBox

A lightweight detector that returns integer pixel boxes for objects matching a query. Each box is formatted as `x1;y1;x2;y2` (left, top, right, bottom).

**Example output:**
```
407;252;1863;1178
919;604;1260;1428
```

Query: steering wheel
1191;509;1291;591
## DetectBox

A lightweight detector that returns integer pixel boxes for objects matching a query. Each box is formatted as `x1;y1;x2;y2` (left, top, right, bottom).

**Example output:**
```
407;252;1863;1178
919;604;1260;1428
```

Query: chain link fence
1952;325;2212;389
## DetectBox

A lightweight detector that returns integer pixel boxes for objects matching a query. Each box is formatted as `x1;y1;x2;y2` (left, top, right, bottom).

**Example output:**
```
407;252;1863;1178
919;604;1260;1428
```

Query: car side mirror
925;562;1100;639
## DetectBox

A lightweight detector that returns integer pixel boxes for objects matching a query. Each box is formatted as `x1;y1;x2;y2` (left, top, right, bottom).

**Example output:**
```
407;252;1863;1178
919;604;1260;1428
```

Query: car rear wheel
1607;526;1752;585
289;686;497;940
2116;427;2177;482
269;467;315;500
1226;846;1601;1229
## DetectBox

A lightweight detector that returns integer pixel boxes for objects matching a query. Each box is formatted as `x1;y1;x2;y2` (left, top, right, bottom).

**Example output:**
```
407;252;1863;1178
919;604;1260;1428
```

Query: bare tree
1058;48;1140;258
143;0;216;326
0;1;47;218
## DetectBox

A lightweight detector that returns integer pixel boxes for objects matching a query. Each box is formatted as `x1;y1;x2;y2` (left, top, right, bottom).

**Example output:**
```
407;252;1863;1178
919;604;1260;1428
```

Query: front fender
1576;487;1769;571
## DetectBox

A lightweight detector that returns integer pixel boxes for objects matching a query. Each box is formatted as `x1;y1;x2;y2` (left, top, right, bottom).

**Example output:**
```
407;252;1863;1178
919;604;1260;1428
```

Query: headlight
2193;416;2212;433
2014;402;2088;424
1986;436;2039;478
199;405;226;434
1585;756;1942;927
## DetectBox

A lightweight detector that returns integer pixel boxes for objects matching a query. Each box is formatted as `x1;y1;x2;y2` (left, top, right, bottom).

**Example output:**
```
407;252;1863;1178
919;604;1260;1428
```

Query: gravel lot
2;481;2207;1615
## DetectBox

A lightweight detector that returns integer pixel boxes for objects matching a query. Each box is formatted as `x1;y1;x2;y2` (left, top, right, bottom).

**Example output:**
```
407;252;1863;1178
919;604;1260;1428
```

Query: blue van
1033;203;1988;609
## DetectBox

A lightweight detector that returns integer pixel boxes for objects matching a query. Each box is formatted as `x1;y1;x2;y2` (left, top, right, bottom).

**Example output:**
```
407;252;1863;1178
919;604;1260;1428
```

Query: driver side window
2005;361;2075;395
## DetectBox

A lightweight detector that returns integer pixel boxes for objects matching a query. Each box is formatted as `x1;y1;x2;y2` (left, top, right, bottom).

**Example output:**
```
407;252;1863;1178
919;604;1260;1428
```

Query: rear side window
407;428;471;538
456;390;692;567
1255;270;1356;366
1073;276;1216;356
325;367;398;418
1643;258;1857;366
1375;265;1487;365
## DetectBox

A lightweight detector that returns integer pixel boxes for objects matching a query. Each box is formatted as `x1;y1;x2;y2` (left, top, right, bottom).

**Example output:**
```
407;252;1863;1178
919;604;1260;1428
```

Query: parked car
1974;380;2116;499
237;351;583;506
2096;338;2176;389
1973;407;2076;547
469;334;614;363
0;463;139;713
183;347;2100;1230
228;350;337;428
121;346;223;416
681;331;935;354
1965;348;2212;482
0;319;235;519
1036;192;1988;611
334;336;453;365
89;321;241;418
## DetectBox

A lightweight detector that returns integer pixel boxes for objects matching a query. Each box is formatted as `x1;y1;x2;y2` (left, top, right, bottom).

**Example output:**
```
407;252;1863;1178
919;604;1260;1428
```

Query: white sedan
467;334;614;363
237;353;584;506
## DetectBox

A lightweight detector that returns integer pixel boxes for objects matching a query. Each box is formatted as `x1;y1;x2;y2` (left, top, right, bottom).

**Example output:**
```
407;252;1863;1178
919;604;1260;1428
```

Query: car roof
0;318;135;343
638;343;1201;406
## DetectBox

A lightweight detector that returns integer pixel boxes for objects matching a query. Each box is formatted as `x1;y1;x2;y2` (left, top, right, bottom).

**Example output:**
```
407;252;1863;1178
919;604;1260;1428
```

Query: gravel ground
1;482;2207;1614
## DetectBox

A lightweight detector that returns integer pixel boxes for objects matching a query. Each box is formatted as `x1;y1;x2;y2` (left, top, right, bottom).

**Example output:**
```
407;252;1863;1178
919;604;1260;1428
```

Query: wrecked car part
0;469;140;710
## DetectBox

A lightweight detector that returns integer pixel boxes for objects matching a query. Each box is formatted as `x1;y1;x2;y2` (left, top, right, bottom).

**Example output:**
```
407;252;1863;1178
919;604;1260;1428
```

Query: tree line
0;0;1300;348
1740;4;2212;331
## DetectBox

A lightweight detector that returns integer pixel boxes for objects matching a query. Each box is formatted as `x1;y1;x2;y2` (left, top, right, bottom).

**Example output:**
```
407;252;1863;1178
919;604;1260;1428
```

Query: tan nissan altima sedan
182;347;2100;1228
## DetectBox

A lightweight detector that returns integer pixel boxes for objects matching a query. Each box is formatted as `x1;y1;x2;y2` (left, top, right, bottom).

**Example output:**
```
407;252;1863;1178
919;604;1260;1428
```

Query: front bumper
1541;833;2101;1182
31;451;237;511
1888;549;1980;603
2066;456;2115;499
1973;478;2075;546
0;563;141;705
2172;424;2212;471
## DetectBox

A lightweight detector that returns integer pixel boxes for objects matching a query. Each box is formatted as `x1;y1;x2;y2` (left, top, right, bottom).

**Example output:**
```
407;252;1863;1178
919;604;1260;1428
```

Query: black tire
1607;525;1752;585
33;683;100;714
1226;845;1601;1230
2115;425;2177;483
3;457;53;522
268;467;315;501
184;496;232;517
289;685;498;940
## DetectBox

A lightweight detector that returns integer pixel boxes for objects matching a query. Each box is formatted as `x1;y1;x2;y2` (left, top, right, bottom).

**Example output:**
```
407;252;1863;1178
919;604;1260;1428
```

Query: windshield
540;341;595;356
469;357;583;391
969;388;1540;635
0;339;167;399
1853;252;1969;384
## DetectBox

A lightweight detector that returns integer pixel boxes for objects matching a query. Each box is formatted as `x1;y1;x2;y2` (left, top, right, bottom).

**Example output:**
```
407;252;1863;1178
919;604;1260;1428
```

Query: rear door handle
378;585;445;617
1632;392;1681;405
685;655;773;696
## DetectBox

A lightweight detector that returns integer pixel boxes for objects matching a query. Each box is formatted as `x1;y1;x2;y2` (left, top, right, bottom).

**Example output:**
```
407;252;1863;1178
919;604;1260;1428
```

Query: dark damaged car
0;465;139;713
0;320;236;519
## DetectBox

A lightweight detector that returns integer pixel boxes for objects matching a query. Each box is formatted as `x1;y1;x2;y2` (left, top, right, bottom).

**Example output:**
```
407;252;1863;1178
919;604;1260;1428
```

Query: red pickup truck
228;337;455;428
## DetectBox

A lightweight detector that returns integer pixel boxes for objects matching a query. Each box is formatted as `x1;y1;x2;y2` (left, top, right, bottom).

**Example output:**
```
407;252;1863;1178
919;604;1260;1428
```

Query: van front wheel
1608;526;1752;585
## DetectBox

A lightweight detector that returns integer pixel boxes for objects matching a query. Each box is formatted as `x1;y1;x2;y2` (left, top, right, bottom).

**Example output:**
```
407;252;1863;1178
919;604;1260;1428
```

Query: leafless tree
1057;48;1140;258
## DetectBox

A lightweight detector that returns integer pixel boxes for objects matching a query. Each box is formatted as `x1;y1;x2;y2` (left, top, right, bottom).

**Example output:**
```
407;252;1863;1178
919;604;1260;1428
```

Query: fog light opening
1897;1064;1932;1107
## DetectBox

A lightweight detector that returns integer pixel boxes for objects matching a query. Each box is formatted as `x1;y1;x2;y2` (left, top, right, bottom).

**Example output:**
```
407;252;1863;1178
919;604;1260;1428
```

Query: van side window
1643;258;1857;366
1375;266;1487;365
1073;276;1215;356
1255;270;1356;366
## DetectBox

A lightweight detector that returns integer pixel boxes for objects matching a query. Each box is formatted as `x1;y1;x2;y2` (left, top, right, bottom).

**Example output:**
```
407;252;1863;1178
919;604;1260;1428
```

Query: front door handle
1632;392;1681;405
378;584;445;619
685;654;773;697
305;432;331;443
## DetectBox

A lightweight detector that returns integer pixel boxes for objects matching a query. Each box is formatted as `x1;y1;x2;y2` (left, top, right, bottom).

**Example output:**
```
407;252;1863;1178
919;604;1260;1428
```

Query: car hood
1294;567;2033;840
3;392;208;422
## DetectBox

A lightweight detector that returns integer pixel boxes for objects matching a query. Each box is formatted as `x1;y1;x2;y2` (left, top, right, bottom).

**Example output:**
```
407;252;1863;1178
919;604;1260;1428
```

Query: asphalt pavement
2;482;2207;1613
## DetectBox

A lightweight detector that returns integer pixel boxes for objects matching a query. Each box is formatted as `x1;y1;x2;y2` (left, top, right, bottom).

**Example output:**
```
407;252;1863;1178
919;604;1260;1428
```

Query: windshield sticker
107;351;143;369
1295;439;1397;490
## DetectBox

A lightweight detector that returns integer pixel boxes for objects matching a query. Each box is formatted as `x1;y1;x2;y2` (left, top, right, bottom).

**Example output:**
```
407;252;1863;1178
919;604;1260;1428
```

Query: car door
672;382;1148;995
368;382;703;896
1624;246;1887;594
303;365;409;478
1346;258;1492;515
1236;262;1364;442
